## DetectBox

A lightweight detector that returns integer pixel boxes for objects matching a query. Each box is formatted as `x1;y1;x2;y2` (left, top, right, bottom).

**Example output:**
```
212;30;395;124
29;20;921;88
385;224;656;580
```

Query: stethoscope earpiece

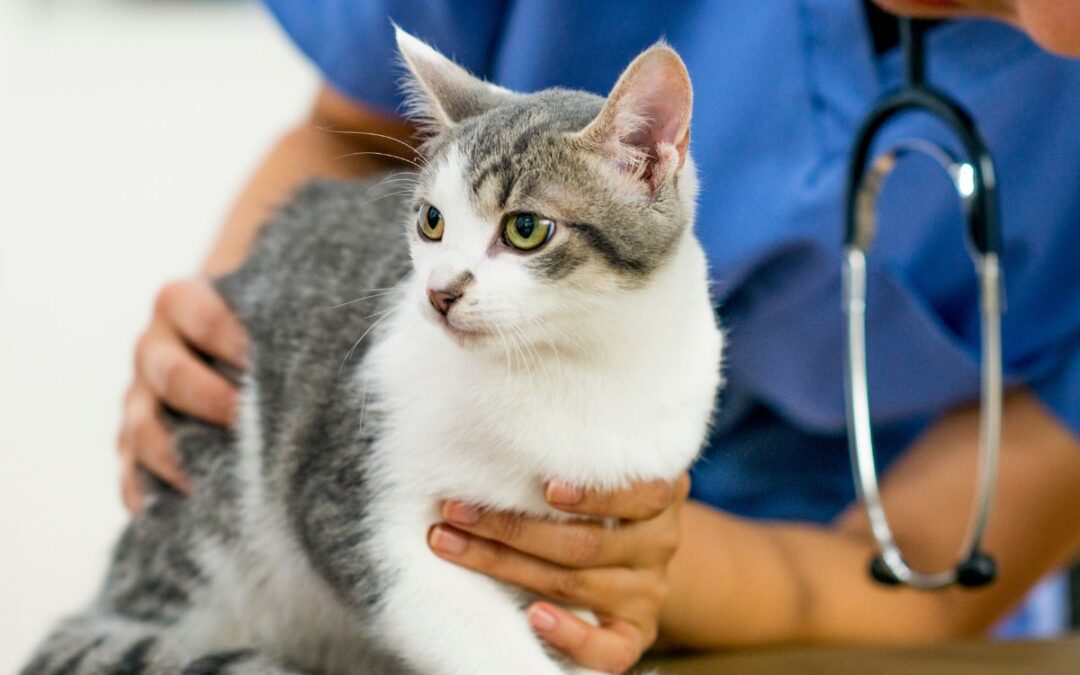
869;555;902;586
867;552;996;589
956;551;997;588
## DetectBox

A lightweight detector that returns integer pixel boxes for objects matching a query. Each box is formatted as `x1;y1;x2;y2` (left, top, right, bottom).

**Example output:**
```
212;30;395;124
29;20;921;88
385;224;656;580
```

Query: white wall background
0;1;317;669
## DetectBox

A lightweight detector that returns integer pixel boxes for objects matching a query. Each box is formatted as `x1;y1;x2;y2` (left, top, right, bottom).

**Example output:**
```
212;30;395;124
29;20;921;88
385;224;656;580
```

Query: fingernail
429;525;468;555
546;481;582;506
528;605;558;632
443;501;480;525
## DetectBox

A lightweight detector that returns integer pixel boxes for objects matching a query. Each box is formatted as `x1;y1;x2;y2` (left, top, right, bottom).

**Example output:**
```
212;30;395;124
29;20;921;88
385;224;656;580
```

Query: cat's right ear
395;26;513;134
577;43;693;194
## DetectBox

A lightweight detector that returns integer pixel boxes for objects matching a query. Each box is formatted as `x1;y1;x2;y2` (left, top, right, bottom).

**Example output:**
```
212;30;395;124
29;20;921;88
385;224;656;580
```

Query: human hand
117;278;248;512
428;474;691;674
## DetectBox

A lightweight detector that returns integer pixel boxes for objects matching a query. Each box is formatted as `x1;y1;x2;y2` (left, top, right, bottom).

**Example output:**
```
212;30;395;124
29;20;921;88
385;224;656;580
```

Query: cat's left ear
578;43;693;193
395;26;514;133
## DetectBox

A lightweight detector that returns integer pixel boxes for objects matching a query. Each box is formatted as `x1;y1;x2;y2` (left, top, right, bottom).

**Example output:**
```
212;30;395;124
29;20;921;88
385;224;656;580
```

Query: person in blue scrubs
116;1;1080;671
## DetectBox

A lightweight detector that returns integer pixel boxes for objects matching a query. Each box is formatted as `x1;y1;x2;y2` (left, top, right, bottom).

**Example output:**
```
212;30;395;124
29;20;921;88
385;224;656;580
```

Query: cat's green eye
502;213;555;251
418;204;445;241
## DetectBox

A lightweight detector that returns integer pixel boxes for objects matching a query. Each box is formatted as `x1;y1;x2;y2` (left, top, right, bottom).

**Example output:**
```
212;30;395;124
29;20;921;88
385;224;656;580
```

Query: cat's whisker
374;178;420;190
329;290;398;310
353;191;418;209
319;127;429;166
529;334;546;375
523;326;544;367
372;187;417;196
495;326;514;384
375;170;421;183
372;173;421;189
364;307;400;320
339;307;399;374
544;321;589;355
352;285;399;293
506;325;534;381
543;333;565;385
358;382;371;436
335;150;425;170
348;277;410;296
499;324;521;373
510;323;541;378
496;326;514;384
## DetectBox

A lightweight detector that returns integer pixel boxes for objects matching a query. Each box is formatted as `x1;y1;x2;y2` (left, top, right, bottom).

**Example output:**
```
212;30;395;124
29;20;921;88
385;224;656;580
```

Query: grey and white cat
22;30;722;675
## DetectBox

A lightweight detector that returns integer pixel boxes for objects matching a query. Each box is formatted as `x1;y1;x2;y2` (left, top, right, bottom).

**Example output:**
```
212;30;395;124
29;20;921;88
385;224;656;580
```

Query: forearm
201;86;415;275
662;503;962;648
662;390;1080;649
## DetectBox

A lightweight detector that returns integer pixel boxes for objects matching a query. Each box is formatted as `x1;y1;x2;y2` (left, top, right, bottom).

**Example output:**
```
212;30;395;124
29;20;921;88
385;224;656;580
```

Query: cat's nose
427;287;461;316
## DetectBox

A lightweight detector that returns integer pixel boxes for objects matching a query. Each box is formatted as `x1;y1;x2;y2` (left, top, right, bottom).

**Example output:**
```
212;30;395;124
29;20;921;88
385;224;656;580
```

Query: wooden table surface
642;634;1080;674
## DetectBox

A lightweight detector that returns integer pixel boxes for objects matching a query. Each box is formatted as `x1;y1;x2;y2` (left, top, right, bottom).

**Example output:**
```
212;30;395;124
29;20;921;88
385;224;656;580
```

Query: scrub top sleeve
261;0;508;115
1032;341;1080;440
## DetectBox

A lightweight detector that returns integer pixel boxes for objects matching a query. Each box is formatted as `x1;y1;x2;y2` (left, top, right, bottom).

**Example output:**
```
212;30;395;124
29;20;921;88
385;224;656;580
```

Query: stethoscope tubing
842;19;1004;590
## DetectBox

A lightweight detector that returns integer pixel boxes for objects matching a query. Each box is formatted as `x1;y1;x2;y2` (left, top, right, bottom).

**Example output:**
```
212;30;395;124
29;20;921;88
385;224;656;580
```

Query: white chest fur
355;232;722;675
365;233;723;519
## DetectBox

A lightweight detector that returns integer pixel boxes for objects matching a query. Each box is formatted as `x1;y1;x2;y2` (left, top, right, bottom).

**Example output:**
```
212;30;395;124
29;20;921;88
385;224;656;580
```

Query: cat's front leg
373;518;569;675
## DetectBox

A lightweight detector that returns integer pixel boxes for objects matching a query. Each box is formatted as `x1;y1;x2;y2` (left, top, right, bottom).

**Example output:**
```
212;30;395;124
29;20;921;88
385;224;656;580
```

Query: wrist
659;502;815;649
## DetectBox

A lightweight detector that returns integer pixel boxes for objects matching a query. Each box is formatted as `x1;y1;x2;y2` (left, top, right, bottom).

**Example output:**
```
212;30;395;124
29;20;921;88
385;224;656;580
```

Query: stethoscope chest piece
842;19;1004;591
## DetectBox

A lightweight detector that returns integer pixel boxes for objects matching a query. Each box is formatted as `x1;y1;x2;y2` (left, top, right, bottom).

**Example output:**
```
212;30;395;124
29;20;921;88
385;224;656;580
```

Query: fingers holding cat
435;482;682;568
117;278;248;512
543;476;682;521
117;382;184;512
527;604;651;675
429;473;691;673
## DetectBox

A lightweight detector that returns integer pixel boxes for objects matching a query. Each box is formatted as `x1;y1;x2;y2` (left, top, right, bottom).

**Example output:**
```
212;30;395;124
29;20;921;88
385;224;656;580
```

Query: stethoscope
842;18;1002;589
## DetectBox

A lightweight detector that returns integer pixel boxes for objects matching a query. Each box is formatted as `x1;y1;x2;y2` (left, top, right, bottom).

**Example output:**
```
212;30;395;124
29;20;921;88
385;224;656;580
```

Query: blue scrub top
263;0;1080;635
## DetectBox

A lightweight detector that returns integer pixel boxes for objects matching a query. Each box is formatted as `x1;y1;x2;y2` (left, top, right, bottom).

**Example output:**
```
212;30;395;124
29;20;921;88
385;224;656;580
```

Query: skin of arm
662;388;1080;647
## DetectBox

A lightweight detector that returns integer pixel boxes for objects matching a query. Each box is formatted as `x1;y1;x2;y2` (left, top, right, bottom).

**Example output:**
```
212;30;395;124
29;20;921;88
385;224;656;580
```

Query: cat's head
395;28;698;350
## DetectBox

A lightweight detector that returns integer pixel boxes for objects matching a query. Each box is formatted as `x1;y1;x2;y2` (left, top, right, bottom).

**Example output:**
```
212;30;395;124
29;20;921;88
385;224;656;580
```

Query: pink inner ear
600;49;692;188
624;66;690;150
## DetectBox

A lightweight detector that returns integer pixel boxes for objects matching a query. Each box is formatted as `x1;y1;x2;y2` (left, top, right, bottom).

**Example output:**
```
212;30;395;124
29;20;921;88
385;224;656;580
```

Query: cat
21;28;722;675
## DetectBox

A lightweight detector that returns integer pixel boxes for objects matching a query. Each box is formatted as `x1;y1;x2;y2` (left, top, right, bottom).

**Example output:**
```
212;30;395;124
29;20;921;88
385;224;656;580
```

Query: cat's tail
19;613;303;675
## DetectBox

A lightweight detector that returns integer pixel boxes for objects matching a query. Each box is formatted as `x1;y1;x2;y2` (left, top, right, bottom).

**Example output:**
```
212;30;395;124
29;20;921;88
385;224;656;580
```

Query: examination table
644;633;1080;673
